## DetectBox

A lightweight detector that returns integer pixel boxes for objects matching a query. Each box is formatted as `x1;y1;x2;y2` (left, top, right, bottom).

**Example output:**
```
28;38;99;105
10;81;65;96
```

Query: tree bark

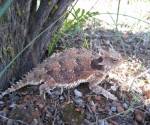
0;0;74;89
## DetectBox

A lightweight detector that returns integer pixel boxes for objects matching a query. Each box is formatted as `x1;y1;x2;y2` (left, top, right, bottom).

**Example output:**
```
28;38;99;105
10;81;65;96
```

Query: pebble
74;89;83;98
111;106;117;112
123;103;128;109
110;85;118;91
108;110;112;115
145;105;150;112
98;120;109;125
98;120;105;125
7;119;14;125
90;101;96;112
59;96;64;100
74;98;84;107
0;111;7;117
9;103;17;109
48;89;62;99
117;105;124;113
31;119;38;125
148;107;150;113
53;90;62;96
47;106;55;114
109;120;119;125
0;101;4;110
86;113;93;120
134;109;144;123
84;119;92;124
0;101;4;105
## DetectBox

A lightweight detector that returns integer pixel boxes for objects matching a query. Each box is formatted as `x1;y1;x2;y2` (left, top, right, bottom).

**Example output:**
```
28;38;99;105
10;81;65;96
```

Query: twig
120;36;127;57
129;68;150;91
88;0;99;12
115;0;121;30
98;12;150;25
52;101;58;125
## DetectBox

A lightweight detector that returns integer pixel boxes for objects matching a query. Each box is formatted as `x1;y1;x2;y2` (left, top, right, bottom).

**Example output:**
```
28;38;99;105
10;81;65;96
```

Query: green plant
48;8;99;55
62;8;99;33
48;32;62;56
82;37;90;49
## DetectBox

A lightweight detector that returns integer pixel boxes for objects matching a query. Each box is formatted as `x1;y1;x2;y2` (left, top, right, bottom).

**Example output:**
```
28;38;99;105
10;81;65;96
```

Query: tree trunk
0;0;74;89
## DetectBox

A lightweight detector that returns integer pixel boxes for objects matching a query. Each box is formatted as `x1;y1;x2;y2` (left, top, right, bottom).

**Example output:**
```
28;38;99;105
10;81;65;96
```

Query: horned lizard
1;48;122;100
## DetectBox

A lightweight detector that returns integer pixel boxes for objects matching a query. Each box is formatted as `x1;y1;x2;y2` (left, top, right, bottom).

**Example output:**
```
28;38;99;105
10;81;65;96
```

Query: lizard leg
39;83;55;99
88;80;118;100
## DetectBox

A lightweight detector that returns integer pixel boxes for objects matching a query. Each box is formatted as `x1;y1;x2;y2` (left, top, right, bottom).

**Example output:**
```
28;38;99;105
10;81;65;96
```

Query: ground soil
0;26;150;125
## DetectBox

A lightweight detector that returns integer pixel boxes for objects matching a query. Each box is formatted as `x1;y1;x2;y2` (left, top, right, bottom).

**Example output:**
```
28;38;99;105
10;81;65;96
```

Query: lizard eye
112;58;118;62
98;57;103;62
91;58;104;70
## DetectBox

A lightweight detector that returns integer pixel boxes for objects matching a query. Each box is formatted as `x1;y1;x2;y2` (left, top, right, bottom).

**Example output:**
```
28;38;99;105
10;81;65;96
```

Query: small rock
53;90;62;96
134;109;144;123
7;119;14;125
9;103;17;109
59;96;64;100
84;119;92;124
146;105;150;113
110;85;118;91
74;89;83;98
123;103;128;109
98;120;109;125
47;106;55;114
86;112;92;120
98;120;105;125
108;119;119;125
37;103;44;109
31;119;38;125
74;98;84;107
112;101;120;106
117;105;124;113
48;89;62;99
108;110;112;115
148;107;150;113
0;101;4;110
91;106;96;112
111;106;117;112
0;101;4;105
0;111;7;117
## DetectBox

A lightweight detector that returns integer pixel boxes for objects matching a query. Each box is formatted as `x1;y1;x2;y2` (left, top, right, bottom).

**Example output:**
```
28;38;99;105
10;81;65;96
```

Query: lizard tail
0;68;44;97
1;80;27;97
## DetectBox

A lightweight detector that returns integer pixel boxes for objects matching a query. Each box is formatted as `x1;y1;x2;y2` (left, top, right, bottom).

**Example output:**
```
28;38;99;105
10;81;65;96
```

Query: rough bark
0;0;74;89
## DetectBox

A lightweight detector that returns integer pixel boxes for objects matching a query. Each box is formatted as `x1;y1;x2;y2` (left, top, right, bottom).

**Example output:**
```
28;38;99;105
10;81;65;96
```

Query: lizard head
91;49;122;71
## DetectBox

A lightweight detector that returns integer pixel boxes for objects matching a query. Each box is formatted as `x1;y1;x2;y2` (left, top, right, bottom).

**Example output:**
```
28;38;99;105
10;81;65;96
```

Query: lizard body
1;48;122;100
